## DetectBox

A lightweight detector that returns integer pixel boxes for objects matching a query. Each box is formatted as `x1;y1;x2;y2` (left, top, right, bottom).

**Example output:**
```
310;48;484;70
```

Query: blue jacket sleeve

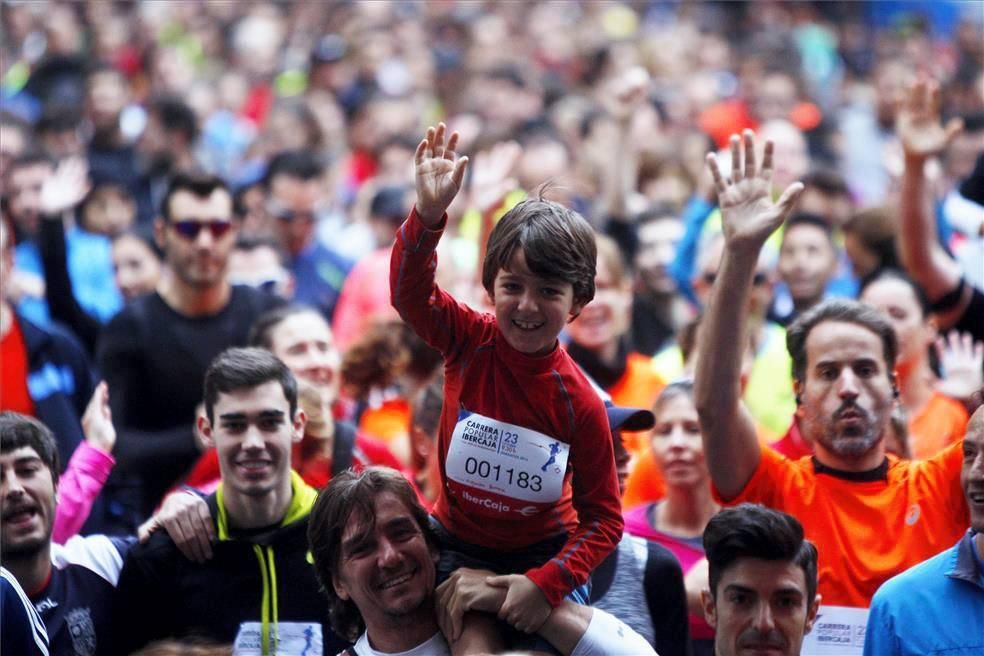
668;195;715;306
862;592;901;656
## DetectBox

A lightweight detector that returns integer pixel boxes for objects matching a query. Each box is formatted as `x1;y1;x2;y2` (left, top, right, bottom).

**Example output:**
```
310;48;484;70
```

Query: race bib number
446;410;569;517
233;621;323;656
801;606;868;656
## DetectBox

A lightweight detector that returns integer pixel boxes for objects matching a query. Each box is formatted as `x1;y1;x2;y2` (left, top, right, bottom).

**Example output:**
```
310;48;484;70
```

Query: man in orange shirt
695;130;968;654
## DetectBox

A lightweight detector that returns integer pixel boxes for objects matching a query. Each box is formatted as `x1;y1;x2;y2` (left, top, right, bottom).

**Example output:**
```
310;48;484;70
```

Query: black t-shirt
95;286;284;529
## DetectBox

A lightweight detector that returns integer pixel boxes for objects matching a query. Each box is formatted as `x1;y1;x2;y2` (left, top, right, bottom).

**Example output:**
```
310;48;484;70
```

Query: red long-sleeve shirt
391;209;623;606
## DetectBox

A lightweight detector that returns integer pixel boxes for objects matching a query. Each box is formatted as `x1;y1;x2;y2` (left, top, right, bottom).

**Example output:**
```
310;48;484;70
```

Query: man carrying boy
391;124;622;651
308;467;656;656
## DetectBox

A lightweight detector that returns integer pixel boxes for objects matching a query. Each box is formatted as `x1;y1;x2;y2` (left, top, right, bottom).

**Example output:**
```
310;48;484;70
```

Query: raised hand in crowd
708;130;805;251
896;77;978;334
137;489;215;564
39;156;90;219
935;331;984;403
414;122;469;227
80;381;115;455
696;130;803;498
896;78;964;164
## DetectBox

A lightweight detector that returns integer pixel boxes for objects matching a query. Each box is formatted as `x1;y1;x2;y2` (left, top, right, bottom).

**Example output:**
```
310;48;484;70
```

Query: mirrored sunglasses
171;219;234;240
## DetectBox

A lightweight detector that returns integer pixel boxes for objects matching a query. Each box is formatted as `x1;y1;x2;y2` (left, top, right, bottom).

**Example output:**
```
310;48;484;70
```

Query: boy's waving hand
415;122;469;227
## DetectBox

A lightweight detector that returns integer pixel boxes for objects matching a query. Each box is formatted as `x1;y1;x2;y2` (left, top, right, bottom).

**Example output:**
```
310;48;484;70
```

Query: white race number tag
233;621;323;656
446;410;569;512
801;606;868;655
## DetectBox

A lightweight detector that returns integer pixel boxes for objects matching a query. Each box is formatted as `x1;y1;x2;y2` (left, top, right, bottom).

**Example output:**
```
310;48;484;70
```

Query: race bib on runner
233;621;323;656
446;410;569;518
801;606;868;655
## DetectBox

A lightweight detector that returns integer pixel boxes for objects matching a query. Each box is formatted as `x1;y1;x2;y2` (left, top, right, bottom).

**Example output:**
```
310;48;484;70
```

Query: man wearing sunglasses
96;174;284;533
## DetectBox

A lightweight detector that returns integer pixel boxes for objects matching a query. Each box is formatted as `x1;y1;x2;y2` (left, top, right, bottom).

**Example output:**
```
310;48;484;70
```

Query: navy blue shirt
30;535;133;656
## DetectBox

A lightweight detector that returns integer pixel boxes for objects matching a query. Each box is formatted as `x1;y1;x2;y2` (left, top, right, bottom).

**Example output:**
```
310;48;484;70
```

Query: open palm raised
415;122;469;227
706;130;804;248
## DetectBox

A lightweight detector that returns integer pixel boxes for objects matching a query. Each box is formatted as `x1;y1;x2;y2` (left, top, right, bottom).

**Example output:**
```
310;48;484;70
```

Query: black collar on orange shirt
811;456;889;482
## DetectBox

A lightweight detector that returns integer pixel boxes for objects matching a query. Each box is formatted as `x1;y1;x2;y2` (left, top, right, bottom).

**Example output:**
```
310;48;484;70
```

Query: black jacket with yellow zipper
111;472;350;655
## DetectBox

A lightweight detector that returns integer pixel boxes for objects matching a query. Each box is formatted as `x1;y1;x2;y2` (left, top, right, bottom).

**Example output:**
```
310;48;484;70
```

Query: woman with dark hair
859;268;970;459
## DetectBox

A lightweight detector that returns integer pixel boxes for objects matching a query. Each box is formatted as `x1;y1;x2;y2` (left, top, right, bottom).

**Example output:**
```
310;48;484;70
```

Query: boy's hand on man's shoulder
414;122;469;228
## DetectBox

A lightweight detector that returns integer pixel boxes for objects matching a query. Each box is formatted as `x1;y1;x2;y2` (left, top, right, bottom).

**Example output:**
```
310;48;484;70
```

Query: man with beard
695;130;967;653
308;466;656;655
1;411;132;656
701;504;821;656
863;407;984;655
96;174;283;532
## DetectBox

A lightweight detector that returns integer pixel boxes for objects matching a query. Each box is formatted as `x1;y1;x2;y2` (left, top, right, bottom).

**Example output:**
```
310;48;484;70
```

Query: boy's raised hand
415;122;468;228
707;129;803;251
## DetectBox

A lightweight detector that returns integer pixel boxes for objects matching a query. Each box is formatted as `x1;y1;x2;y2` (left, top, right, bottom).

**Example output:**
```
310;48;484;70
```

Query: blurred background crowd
1;0;983;595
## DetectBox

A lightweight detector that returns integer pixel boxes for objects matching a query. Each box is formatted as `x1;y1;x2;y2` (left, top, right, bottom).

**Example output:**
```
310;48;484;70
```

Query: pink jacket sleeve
52;442;115;543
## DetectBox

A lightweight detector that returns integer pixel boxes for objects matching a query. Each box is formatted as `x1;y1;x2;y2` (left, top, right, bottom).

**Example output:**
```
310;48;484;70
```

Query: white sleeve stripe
49;535;125;586
2;567;50;656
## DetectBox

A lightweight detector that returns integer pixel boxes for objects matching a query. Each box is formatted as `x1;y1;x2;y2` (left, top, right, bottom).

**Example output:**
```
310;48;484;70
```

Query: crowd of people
1;1;983;655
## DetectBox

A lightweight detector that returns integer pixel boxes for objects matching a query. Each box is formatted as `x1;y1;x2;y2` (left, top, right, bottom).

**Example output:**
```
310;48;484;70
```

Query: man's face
567;253;630;352
635;217;683;294
962;411;984;534
754;73;798;123
797;188;853;229
702;557;820;656
86;71;128;132
268;312;341;405
227;246;292;298
268;175;320;256
796;321;894;464
778;224;836;307
199;381;304;500
7;162;53;235
0;446;57;559
136;112;174;175
695;238;774;319
333;491;438;632
493;248;582;357
159;189;236;289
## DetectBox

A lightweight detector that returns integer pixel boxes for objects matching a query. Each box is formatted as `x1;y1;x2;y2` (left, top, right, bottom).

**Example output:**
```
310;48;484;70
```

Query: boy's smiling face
492;248;583;357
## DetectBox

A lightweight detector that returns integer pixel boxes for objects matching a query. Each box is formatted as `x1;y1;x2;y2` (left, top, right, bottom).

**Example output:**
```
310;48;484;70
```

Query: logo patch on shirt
66;607;96;656
905;503;921;526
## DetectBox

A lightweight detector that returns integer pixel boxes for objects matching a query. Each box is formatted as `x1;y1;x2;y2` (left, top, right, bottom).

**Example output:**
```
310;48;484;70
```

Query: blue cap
606;404;655;432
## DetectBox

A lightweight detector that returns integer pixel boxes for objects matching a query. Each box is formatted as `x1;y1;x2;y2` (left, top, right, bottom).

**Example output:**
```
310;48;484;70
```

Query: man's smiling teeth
513;320;543;331
380;572;413;589
238;461;271;470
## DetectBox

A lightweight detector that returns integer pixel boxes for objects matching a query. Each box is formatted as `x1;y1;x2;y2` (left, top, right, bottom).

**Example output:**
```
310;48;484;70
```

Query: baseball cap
606;403;655;432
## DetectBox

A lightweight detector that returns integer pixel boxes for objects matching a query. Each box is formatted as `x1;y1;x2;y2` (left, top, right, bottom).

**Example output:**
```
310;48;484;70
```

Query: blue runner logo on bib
447;410;569;517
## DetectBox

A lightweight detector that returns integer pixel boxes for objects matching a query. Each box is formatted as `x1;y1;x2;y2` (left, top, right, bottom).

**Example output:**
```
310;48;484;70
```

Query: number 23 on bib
446;410;570;519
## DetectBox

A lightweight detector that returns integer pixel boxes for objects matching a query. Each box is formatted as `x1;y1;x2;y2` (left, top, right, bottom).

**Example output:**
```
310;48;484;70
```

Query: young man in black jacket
111;348;348;655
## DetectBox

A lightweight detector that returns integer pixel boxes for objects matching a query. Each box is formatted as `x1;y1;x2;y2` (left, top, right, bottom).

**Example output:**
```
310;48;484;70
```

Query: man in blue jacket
1;217;96;480
864;407;984;655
